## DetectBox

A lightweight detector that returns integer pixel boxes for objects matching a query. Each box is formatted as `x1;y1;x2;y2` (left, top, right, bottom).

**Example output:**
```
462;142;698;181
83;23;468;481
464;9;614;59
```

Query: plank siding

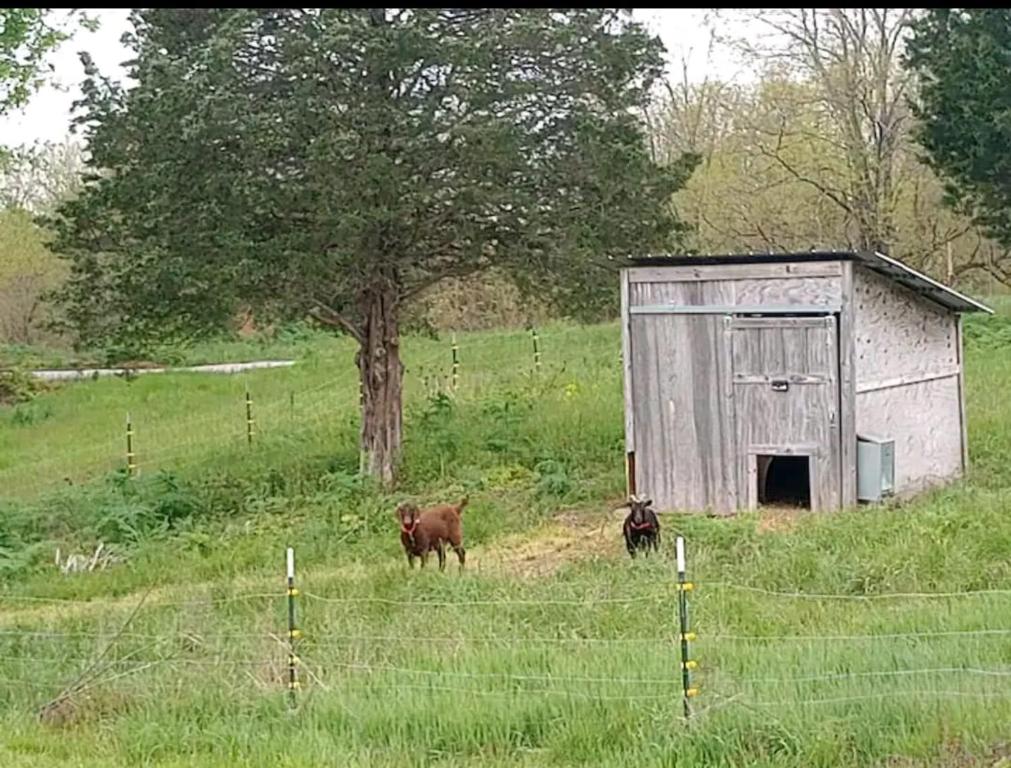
629;276;841;309
730;317;840;511
628;262;842;283
630;314;735;513
620;269;634;453
621;258;972;514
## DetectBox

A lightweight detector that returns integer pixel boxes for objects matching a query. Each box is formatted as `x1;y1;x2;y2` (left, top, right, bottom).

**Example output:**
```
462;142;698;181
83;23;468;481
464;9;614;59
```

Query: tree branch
309;299;363;343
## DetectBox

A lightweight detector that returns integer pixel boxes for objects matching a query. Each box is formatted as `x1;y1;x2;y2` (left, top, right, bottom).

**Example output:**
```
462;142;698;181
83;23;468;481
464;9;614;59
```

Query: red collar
629;520;654;531
401;520;418;536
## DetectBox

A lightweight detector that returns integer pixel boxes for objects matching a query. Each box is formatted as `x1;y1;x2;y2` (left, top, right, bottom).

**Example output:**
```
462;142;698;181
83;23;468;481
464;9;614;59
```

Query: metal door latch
771;379;790;392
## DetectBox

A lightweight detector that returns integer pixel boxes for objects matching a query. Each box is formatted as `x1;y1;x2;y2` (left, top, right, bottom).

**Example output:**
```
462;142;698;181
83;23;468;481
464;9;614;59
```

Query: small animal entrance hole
757;455;811;509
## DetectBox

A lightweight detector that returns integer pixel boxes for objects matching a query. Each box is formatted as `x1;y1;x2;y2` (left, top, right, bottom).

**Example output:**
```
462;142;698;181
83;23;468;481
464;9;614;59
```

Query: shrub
0;366;44;406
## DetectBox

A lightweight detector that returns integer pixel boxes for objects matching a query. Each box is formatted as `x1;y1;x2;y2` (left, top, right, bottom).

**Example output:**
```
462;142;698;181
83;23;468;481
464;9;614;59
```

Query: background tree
0;139;85;212
1;9;97;162
0;138;84;345
1;9;66;116
49;9;697;483
905;9;1011;280
711;8;916;254
0;208;67;344
645;9;1011;292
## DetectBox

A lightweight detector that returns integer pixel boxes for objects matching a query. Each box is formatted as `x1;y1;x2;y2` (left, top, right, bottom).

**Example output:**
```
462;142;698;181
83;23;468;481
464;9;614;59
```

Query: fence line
0;654;274;668
316;681;677;702
320;662;681;687
0;591;284;608
7;580;1011;611
0;629;277;641
1;325;601;498
709;582;1011;600
745;689;1011;708
728;666;1011;685
2;549;1011;725
5;624;1009;647
300;591;665;607
705;628;1011;642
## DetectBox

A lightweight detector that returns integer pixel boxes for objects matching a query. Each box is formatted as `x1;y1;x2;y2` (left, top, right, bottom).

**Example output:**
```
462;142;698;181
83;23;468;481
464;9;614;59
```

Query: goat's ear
644;498;653;507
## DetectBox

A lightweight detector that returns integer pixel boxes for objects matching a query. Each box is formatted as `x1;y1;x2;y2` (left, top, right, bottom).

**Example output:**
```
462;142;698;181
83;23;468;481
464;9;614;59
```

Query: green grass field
2;309;1011;767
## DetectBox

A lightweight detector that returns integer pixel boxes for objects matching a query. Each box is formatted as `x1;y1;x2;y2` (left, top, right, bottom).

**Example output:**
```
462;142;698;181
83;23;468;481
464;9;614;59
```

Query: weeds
0;315;1010;766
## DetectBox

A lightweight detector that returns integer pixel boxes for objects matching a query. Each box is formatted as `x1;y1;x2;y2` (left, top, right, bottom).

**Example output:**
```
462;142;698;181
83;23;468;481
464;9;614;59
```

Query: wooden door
729;316;841;511
629;314;737;513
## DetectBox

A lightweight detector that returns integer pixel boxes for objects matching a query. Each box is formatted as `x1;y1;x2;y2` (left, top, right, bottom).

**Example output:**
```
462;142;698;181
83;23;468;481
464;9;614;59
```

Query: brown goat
395;497;468;572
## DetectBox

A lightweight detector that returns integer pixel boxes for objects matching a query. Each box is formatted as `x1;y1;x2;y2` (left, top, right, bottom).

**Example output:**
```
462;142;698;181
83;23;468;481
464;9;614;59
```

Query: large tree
905;10;1011;251
49;9;696;483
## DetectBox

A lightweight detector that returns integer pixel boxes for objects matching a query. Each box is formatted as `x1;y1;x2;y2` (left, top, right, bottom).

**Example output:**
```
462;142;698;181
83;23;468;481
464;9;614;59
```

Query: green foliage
0;208;67;345
964;304;1011;352
0;365;42;406
8;397;51;425
48;9;697;351
906;10;1011;248
0;9;67;117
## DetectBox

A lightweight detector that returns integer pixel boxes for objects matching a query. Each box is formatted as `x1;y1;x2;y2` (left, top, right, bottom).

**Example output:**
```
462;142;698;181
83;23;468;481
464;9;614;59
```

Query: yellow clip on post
288;587;300;597
289;629;303;639
680;632;697;642
682;660;698;670
677;582;695;592
289;680;301;690
685;688;700;698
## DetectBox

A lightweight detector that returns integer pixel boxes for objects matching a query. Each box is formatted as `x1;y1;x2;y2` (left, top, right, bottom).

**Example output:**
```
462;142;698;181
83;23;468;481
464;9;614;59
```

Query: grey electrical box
857;434;895;503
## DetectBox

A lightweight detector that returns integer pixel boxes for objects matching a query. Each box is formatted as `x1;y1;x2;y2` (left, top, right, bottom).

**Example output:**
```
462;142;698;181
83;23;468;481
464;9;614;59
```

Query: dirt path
0;507;635;626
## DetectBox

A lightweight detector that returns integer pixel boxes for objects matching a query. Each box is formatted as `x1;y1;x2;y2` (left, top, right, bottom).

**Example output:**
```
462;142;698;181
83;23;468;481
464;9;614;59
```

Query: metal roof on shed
624;250;992;314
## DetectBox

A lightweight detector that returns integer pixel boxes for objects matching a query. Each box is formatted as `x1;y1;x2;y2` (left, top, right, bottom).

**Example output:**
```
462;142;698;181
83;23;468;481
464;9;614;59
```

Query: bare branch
309;299;363;343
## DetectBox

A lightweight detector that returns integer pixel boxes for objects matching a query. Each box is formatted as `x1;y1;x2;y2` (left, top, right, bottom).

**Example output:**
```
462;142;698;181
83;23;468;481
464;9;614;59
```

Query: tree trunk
357;283;403;485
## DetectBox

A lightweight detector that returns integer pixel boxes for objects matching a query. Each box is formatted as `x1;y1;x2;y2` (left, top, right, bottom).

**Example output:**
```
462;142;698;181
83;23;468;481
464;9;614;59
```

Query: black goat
622;495;660;558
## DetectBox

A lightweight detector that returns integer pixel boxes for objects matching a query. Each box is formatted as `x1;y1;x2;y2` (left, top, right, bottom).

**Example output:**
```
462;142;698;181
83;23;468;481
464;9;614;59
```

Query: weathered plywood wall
853;266;964;491
853;268;959;387
856;377;963;494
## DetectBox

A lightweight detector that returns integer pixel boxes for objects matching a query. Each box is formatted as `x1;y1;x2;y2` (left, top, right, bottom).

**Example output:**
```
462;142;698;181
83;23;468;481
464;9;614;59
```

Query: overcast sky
0;9;746;147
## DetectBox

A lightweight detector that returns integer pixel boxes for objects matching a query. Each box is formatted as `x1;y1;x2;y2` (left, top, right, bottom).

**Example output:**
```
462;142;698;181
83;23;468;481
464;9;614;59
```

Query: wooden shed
620;251;992;514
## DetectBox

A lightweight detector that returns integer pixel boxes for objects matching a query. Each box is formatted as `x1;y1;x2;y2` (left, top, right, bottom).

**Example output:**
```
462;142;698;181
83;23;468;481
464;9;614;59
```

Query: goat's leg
407;551;416;569
452;544;466;571
437;543;447;572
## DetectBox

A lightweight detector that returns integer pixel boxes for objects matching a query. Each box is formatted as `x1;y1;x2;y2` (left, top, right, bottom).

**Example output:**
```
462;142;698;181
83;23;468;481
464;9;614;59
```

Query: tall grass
1;307;1011;766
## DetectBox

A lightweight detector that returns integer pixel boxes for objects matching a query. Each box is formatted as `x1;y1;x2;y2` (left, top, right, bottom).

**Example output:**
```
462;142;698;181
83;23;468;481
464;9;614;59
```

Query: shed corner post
956;313;969;475
620;267;636;497
838;259;858;509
